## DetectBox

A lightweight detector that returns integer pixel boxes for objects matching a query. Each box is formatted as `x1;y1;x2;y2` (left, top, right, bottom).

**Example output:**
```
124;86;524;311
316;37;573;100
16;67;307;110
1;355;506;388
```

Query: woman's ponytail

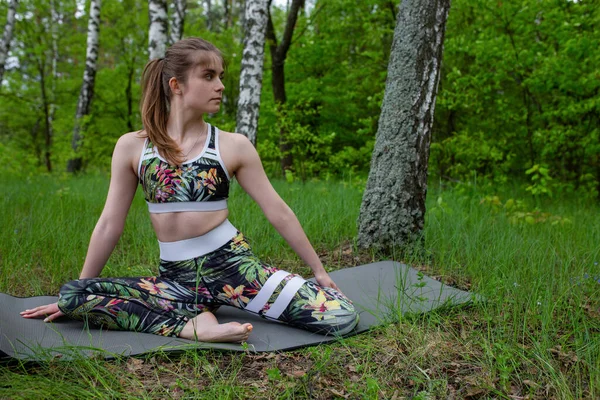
140;58;183;166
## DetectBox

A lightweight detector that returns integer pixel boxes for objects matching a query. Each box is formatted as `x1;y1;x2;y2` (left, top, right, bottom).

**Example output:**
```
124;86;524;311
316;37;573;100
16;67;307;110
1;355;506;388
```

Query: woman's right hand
20;302;64;322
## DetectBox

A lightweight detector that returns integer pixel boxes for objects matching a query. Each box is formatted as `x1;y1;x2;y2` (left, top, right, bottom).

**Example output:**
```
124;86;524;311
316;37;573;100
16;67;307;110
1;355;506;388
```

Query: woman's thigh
199;233;359;335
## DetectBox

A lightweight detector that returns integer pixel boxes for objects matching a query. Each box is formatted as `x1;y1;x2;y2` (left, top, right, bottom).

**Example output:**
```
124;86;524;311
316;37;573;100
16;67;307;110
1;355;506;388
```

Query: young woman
21;38;358;343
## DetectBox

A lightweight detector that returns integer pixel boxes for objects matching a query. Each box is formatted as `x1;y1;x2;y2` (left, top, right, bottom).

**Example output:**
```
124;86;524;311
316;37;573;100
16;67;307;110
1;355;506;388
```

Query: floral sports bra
137;124;230;213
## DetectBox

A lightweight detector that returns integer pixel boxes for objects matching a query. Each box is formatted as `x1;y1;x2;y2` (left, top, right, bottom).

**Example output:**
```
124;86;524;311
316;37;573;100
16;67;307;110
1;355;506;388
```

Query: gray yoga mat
0;261;477;360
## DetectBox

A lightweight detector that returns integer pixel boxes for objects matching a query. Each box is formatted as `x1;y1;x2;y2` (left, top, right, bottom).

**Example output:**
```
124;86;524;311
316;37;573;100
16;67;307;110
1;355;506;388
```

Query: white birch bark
235;0;269;145
169;0;186;44
0;0;19;84
68;0;101;173
148;0;168;59
357;0;451;250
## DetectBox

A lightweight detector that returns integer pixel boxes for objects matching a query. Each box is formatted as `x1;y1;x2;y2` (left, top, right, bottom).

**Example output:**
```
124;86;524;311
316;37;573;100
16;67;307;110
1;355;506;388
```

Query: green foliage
79;0;148;170
260;102;335;180
1;0;85;172
256;0;394;179
1;0;598;196
266;367;282;381
433;0;600;195
479;194;572;226
525;164;553;198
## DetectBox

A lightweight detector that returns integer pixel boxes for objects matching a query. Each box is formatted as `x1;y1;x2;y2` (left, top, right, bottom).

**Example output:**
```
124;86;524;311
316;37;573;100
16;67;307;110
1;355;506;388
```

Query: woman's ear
169;77;182;95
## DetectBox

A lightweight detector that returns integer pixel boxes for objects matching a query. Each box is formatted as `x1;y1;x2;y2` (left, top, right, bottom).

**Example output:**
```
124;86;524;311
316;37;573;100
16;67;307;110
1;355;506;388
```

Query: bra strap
207;124;217;150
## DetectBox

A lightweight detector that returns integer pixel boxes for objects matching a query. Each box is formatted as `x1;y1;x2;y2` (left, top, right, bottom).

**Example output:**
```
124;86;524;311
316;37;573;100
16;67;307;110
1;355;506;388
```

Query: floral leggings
57;231;359;337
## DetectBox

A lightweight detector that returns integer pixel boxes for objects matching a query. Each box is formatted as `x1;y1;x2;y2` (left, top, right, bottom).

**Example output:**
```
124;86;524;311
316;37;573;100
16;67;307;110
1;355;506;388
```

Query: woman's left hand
20;302;65;322
314;271;341;292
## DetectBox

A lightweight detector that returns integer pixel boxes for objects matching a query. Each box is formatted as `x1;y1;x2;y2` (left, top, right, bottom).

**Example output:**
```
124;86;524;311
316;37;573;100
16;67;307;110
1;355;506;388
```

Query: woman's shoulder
216;130;258;175
109;131;148;171
114;130;147;153
118;130;146;145
217;129;253;151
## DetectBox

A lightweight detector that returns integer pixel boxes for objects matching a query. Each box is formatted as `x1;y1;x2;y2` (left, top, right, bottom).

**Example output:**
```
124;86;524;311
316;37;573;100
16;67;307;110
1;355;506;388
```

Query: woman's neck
166;109;207;141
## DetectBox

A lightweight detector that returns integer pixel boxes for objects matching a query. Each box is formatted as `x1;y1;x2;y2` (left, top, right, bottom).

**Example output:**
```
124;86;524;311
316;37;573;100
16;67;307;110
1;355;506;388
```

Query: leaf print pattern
58;232;358;337
138;277;173;299
219;284;250;308
304;290;342;321
197;168;220;194
139;138;229;204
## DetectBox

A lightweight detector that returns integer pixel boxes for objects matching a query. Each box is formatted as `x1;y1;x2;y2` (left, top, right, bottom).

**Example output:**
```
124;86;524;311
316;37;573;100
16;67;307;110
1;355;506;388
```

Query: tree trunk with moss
357;0;451;251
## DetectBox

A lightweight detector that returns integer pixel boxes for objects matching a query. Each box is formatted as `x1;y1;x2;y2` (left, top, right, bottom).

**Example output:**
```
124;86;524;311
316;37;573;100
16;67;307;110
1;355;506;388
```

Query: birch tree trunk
357;0;451;251
169;0;186;44
0;0;19;85
148;0;168;59
236;0;269;145
67;0;101;173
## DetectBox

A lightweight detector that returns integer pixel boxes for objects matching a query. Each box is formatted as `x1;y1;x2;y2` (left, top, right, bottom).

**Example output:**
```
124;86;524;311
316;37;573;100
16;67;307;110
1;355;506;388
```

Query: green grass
1;173;599;399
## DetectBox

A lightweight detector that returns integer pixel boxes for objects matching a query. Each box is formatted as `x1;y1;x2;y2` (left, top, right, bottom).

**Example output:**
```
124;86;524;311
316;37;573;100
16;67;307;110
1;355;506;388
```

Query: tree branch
291;2;325;46
266;2;278;63
277;0;304;59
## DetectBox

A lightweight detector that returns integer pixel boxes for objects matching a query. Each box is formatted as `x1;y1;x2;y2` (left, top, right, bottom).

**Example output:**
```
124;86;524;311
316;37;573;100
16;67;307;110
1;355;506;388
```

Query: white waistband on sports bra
148;199;228;213
158;219;238;261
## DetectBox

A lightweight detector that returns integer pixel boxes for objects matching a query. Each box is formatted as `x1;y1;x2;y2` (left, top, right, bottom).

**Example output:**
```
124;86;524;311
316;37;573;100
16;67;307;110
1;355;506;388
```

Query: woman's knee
323;306;359;335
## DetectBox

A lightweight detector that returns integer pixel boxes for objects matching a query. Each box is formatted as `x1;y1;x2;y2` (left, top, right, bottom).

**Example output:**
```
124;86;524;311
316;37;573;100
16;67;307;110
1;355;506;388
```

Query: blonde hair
140;38;224;165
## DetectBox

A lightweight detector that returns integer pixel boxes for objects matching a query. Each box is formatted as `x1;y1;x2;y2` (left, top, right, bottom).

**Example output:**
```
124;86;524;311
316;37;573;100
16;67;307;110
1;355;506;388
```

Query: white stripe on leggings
264;276;306;320
244;270;290;314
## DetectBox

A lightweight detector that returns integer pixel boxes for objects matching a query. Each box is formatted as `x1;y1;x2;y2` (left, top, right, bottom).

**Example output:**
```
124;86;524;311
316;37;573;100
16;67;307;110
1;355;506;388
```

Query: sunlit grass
1;173;599;398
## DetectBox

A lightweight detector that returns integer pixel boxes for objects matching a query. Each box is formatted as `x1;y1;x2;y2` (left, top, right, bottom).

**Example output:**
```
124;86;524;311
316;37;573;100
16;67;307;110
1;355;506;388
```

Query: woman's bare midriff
150;209;229;242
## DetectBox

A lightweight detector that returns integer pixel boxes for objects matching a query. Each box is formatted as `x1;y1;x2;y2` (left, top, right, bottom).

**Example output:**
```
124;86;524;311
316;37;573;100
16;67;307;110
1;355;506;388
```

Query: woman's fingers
326;280;344;295
20;305;43;314
20;303;62;321
20;306;46;318
44;310;65;322
331;282;345;296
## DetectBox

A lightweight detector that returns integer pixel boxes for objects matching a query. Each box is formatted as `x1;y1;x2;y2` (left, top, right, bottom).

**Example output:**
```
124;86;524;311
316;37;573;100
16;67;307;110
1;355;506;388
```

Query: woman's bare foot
178;311;253;343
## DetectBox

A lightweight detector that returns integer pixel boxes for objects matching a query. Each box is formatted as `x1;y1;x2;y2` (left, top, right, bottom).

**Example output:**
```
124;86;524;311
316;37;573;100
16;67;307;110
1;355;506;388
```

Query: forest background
2;1;600;397
1;0;598;200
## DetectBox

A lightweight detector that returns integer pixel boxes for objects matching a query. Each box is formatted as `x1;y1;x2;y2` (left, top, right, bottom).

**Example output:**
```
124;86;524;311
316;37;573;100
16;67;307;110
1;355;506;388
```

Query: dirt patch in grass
317;241;376;269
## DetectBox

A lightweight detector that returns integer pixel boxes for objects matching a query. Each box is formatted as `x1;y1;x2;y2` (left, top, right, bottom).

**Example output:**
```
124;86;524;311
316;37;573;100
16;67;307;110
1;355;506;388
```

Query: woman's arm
78;134;140;278
230;134;339;290
21;133;140;320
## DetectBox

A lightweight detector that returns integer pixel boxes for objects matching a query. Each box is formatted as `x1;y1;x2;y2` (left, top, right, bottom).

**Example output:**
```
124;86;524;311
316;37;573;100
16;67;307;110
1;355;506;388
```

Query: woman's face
179;52;225;114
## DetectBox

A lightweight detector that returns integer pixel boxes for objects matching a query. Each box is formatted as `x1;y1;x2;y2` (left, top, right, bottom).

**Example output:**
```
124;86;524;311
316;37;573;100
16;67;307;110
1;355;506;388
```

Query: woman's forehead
190;51;224;72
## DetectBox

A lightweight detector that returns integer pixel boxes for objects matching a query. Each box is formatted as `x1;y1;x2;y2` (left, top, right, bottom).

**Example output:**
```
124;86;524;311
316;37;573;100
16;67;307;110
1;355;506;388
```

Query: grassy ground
1;173;599;399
